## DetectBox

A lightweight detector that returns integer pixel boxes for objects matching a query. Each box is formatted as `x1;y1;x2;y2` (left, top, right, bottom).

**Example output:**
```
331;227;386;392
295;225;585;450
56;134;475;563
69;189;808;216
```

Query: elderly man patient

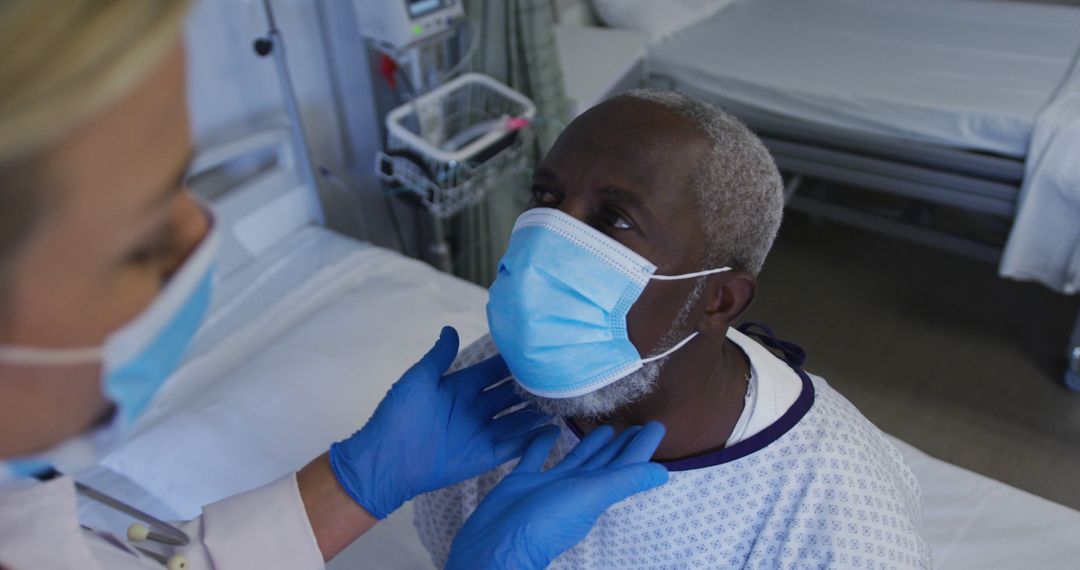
414;91;930;568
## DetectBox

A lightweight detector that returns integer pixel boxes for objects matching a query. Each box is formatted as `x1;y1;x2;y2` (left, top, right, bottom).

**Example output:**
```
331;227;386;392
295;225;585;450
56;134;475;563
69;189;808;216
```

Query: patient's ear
698;271;756;335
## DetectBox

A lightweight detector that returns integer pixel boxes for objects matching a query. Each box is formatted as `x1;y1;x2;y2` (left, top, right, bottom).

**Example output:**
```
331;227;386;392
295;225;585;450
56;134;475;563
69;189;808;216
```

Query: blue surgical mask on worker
0;215;219;482
487;207;730;398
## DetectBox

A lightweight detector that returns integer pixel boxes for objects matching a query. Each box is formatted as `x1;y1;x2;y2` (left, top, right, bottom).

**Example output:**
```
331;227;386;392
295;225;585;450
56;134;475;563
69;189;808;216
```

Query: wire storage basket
376;73;537;219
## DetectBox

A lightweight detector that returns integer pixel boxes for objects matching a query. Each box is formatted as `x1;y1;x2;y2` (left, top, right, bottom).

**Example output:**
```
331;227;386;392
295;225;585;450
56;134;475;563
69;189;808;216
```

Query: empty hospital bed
621;0;1080;387
74;128;1080;568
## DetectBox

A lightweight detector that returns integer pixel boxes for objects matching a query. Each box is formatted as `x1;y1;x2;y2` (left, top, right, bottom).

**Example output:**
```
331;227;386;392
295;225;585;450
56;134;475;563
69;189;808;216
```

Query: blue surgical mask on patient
0;215;219;482
487;207;730;399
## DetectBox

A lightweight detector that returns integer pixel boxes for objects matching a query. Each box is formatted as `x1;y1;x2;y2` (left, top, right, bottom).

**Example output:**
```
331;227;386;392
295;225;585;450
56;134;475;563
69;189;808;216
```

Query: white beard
515;358;666;419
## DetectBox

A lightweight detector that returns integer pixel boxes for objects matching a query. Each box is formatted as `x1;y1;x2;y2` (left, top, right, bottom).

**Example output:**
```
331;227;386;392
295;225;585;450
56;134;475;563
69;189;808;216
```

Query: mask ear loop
640;332;700;364
638;266;732;363
0;346;104;366
648;266;732;281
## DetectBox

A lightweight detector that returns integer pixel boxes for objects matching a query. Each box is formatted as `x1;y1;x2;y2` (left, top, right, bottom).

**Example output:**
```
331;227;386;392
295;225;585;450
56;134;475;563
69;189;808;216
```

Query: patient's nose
555;198;592;228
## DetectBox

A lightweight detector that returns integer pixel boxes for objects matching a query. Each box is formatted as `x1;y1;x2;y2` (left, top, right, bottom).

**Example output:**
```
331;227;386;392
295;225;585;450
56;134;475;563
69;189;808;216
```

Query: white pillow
591;0;736;43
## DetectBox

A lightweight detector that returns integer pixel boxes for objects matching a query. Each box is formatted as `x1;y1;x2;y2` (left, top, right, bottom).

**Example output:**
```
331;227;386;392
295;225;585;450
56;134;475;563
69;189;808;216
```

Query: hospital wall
184;0;414;252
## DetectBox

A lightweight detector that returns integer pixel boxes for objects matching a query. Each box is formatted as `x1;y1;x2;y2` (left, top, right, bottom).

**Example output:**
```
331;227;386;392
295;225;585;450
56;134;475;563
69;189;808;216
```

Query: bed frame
651;78;1080;390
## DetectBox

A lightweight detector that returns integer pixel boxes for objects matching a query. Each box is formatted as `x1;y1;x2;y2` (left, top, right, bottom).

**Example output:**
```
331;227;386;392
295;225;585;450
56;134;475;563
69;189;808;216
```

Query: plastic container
376;73;537;219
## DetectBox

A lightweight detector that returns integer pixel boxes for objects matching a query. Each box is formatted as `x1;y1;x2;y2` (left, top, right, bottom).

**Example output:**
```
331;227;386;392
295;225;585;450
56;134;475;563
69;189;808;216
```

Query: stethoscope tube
38;468;190;568
73;481;190;546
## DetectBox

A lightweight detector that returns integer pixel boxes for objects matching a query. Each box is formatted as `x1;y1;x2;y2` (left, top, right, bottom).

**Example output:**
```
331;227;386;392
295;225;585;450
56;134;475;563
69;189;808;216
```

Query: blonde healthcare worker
0;1;671;568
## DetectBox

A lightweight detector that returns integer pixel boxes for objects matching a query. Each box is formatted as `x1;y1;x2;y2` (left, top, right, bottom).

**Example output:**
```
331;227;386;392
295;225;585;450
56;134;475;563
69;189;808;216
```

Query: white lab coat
0;473;324;569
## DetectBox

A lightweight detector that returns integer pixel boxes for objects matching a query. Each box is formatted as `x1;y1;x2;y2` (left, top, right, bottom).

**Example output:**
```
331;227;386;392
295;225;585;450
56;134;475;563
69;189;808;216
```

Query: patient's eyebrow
532;165;559;182
600;185;646;210
600;184;657;227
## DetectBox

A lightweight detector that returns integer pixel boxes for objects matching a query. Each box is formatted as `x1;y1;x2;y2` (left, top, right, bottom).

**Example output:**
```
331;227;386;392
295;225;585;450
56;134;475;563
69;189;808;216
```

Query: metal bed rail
765;138;1018;217
737;106;1024;263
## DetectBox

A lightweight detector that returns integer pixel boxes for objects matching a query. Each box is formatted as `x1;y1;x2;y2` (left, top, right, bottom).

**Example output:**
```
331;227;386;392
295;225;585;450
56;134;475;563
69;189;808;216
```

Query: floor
743;212;1080;510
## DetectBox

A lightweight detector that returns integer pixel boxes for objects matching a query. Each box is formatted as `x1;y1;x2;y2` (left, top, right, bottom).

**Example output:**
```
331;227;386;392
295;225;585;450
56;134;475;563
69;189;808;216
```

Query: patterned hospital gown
414;333;931;569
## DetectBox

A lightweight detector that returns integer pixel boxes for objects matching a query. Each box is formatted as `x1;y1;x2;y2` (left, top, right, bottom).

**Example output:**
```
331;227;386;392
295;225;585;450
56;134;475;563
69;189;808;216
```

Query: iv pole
253;0;327;225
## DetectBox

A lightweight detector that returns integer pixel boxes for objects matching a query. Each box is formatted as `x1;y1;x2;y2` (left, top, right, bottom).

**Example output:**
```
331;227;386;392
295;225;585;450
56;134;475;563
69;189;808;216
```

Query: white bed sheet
1000;62;1080;293
100;225;490;518
186;224;372;361
93;225;1080;569
649;0;1080;158
888;436;1080;569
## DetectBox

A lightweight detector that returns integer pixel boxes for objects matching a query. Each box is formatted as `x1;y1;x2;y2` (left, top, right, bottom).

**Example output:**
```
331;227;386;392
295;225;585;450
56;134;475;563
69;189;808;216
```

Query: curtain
467;0;569;152
449;0;569;286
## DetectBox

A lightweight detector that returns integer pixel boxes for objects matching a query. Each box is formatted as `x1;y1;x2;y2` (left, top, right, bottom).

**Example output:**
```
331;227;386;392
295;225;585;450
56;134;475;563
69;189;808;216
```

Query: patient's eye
601;208;633;231
530;186;561;207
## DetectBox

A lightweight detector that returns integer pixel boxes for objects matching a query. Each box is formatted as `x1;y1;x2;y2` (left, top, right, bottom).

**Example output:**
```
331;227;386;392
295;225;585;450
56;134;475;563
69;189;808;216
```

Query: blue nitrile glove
446;421;669;570
329;326;551;519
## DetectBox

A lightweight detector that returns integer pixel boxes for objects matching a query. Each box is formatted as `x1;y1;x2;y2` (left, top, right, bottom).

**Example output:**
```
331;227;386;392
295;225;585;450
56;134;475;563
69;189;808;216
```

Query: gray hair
621;89;784;274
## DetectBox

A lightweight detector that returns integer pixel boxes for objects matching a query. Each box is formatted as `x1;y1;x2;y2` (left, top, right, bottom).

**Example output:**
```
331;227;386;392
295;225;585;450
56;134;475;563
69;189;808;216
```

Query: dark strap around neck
736;321;807;368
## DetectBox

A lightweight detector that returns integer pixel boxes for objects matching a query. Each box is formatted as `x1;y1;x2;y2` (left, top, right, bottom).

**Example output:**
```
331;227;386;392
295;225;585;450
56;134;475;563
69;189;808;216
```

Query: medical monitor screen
407;0;444;19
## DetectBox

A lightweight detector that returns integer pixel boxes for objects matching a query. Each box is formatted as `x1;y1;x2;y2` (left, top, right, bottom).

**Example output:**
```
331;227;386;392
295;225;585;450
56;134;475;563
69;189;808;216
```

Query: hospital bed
75;129;1080;568
624;0;1080;386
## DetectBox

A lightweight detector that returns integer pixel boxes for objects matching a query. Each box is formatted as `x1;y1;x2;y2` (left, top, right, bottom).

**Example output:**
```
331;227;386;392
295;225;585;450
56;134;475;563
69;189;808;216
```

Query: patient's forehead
543;98;711;205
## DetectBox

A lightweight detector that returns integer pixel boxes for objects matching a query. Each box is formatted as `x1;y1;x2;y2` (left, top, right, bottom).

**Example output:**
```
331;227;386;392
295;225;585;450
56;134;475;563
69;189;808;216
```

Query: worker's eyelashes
126;223;177;266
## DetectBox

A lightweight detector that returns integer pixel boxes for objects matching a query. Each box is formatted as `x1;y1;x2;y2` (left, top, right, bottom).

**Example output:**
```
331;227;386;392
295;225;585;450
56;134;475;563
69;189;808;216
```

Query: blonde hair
0;0;189;317
0;0;190;162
